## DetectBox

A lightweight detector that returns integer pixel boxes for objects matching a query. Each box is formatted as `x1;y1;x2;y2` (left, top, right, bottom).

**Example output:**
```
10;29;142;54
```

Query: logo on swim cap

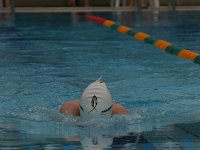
89;95;98;113
80;80;113;118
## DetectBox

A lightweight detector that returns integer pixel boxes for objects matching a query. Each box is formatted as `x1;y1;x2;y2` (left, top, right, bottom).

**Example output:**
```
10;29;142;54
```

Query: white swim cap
80;80;113;118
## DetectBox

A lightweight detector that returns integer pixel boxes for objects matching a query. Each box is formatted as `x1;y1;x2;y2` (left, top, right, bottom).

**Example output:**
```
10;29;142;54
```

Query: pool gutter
1;6;200;13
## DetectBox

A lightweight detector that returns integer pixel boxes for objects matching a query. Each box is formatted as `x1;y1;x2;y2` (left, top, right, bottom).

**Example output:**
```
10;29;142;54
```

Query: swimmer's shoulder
60;100;80;116
60;100;128;116
112;103;128;115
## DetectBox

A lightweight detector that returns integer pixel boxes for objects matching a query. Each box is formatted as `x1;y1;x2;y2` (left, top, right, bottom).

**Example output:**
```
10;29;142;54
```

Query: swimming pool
0;11;200;149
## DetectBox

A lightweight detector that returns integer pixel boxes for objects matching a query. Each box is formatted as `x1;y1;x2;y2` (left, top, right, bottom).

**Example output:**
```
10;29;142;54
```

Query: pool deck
1;6;200;13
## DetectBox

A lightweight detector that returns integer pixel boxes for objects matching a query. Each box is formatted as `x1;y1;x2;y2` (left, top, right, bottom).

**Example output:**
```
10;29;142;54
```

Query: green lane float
85;15;200;65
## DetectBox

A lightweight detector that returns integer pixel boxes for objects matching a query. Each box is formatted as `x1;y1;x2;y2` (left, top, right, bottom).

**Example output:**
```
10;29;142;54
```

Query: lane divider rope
85;15;200;65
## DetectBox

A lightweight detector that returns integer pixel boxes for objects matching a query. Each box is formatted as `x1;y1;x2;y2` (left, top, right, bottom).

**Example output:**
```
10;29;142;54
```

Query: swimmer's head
80;80;113;118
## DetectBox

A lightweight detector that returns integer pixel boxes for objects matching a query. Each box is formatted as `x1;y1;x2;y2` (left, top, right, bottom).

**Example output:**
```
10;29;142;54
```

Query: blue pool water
0;11;200;149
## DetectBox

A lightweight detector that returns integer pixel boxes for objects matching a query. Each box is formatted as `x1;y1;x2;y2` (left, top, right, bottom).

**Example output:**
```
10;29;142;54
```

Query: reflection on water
0;116;154;150
1;116;200;150
0;12;15;28
0;0;15;28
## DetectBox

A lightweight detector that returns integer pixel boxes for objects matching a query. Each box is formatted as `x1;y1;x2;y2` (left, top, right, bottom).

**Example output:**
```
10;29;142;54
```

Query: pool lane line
85;15;200;65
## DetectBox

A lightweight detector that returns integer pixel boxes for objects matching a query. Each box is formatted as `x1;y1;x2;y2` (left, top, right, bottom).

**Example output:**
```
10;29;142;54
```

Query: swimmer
60;80;128;117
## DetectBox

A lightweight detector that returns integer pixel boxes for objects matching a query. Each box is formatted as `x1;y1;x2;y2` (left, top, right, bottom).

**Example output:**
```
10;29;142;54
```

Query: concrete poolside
1;6;200;13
